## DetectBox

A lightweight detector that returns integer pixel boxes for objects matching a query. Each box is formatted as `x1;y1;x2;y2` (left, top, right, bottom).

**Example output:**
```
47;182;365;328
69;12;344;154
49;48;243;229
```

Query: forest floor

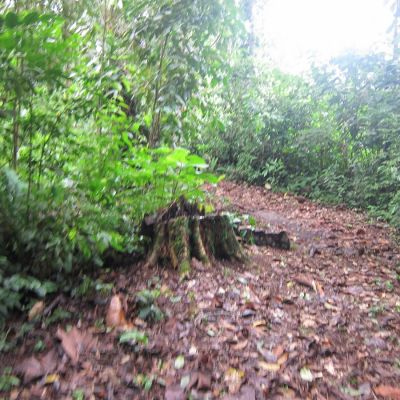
1;181;400;400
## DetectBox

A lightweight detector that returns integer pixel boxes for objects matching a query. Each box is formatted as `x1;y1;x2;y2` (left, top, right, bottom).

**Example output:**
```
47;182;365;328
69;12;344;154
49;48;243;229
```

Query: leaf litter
1;180;400;399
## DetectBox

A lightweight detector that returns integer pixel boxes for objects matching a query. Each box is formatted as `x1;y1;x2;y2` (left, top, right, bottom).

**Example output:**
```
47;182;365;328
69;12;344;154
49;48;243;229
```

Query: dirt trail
1;181;400;400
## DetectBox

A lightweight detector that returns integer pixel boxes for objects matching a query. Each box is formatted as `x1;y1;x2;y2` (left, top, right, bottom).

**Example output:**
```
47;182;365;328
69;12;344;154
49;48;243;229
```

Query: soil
1;181;399;400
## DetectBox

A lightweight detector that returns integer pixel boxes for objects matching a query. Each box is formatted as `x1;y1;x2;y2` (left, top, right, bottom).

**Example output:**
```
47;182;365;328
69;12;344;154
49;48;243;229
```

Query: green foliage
0;270;57;329
119;330;150;354
119;330;149;346
135;289;164;322
0;4;225;328
0;367;20;392
72;276;113;298
205;55;400;229
72;389;85;400
43;308;72;327
133;373;155;392
33;339;45;353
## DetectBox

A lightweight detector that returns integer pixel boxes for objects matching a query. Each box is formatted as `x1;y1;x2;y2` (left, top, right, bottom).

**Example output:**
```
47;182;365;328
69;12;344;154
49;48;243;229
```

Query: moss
179;259;191;276
145;214;246;271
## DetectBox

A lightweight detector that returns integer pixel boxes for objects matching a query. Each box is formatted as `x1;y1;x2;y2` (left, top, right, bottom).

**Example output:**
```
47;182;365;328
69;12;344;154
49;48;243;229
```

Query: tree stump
142;198;246;274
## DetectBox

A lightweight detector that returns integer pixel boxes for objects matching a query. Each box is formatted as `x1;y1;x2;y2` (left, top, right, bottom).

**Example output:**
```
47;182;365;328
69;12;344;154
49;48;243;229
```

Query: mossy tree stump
142;198;246;274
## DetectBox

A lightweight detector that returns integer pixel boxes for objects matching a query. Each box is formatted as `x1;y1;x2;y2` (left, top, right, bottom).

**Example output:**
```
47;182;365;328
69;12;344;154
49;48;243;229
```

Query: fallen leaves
231;340;248;351
165;385;185;400
224;368;245;394
28;301;45;321
374;385;400;399
4;181;400;399
189;371;212;391
56;327;97;365
258;361;280;372
299;367;313;382
106;294;130;329
15;349;58;384
223;384;256;400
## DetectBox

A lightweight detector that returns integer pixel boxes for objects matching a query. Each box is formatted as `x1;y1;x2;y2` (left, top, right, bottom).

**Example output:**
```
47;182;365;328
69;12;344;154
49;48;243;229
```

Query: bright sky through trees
254;0;393;73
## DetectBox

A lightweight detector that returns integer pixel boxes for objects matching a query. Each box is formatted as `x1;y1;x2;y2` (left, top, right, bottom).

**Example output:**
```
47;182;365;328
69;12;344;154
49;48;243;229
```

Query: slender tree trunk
12;99;21;171
27;100;34;222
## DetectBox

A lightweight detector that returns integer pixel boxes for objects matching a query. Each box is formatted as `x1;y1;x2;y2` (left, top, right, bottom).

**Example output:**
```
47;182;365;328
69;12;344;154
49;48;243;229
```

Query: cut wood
237;227;290;250
142;197;246;273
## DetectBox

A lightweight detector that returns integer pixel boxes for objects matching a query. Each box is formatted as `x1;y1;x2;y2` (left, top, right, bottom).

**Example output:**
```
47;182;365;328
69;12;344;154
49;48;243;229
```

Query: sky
253;0;394;74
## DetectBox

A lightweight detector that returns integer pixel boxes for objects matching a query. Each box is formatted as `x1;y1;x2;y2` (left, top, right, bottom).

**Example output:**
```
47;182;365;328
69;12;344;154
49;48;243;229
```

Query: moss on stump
144;214;246;274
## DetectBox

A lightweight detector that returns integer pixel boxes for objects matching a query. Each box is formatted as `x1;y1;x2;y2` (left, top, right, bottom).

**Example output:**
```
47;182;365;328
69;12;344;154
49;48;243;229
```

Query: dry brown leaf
197;372;212;391
258;361;280;372
302;318;316;328
56;328;78;364
224;368;245;394
324;359;336;376
15;349;58;384
222;385;256;400
120;355;130;364
9;389;20;400
106;295;127;328
252;320;267;328
272;345;285;358
315;281;325;297
293;274;314;289
232;340;248;351
56;326;96;365
244;301;257;311
324;302;339;311
40;349;58;374
28;301;45;321
165;385;185;400
16;356;43;383
374;385;400;399
277;352;288;366
220;319;238;331
133;318;146;328
277;386;297;398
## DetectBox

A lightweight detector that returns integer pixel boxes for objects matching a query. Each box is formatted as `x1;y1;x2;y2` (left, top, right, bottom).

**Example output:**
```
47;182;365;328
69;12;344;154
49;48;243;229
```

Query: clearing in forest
1;181;399;400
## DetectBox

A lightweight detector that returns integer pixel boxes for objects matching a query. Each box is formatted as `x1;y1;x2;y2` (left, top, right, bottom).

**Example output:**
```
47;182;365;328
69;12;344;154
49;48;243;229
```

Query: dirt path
1;182;400;399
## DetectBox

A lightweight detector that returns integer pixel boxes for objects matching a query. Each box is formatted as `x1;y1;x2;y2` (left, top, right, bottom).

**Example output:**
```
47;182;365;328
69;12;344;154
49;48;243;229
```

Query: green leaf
5;12;19;28
143;376;154;391
119;330;148;345
143;113;152;128
23;12;39;25
249;216;256;227
174;355;185;369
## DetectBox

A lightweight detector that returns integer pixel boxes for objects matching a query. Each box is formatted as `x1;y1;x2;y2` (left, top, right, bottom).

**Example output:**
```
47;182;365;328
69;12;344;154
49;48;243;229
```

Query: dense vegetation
209;55;400;223
0;0;399;326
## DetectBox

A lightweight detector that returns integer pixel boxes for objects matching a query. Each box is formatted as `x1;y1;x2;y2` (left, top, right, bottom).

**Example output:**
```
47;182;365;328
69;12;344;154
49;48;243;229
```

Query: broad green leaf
23;12;39;25
5;12;19;28
119;330;148;345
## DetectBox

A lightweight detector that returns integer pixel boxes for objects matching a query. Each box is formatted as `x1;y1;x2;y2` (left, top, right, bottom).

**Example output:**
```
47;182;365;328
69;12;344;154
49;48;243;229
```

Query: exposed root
145;215;246;274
